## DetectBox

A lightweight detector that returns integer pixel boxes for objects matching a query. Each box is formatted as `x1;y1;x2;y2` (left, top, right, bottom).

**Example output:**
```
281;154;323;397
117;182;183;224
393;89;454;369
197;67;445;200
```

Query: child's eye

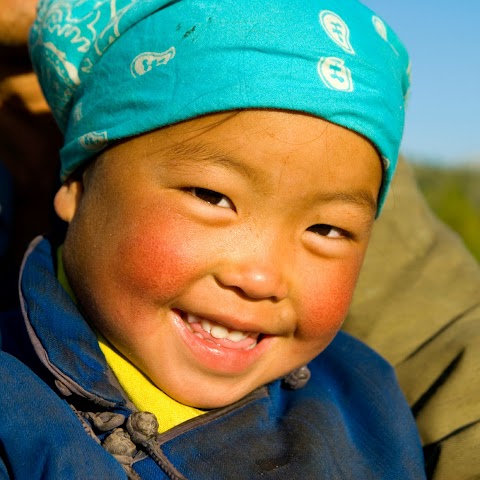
188;187;235;210
307;224;346;239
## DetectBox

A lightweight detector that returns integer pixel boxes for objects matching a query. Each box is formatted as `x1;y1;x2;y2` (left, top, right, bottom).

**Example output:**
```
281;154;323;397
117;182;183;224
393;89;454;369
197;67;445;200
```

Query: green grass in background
412;164;480;262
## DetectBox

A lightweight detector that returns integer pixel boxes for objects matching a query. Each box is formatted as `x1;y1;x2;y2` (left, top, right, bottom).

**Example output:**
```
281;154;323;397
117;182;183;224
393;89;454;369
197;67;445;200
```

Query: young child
0;0;426;478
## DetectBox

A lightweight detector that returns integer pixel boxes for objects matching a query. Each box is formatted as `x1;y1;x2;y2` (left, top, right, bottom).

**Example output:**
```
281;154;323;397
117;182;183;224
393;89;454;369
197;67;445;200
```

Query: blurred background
362;0;480;261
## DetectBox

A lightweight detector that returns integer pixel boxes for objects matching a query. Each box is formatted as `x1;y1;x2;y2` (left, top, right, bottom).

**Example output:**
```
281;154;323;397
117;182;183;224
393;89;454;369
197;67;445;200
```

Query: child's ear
54;180;83;223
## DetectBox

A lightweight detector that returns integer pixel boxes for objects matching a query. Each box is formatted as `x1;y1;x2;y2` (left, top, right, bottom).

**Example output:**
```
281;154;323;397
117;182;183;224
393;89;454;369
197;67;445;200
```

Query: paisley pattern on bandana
30;0;410;211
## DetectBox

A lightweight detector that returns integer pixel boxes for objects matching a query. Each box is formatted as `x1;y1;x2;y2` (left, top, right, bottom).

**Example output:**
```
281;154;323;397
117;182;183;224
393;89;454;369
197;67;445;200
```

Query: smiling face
56;110;382;409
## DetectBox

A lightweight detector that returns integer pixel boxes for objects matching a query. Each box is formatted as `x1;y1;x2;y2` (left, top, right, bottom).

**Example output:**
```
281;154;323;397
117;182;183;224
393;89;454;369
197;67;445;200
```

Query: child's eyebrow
311;190;378;216
164;140;262;181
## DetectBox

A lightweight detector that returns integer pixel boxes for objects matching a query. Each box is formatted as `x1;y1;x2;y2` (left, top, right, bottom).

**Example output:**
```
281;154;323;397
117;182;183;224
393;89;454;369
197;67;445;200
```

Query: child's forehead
110;110;370;166
126;110;363;154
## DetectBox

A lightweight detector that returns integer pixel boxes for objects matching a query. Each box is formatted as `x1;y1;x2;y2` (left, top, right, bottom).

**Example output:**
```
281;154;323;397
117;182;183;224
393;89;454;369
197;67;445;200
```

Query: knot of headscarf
30;0;410;211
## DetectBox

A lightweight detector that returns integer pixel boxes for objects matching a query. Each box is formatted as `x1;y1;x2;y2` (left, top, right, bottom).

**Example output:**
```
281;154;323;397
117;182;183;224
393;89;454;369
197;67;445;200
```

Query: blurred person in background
0;2;478;478
345;157;480;478
0;0;62;310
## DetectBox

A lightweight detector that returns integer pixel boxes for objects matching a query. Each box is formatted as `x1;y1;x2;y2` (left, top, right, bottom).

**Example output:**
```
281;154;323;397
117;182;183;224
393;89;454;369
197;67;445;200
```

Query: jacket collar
19;236;126;407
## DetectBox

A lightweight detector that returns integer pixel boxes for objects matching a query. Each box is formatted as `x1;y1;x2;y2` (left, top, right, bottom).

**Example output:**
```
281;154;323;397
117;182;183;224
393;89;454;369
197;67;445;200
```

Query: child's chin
161;379;263;410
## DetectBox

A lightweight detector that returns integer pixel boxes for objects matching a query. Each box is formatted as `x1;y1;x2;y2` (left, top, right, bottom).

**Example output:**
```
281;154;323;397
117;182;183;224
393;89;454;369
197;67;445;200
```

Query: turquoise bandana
30;0;410;211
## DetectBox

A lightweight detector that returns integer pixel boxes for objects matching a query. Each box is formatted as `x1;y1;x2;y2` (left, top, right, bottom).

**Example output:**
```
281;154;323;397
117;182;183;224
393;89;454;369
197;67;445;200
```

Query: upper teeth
188;315;250;343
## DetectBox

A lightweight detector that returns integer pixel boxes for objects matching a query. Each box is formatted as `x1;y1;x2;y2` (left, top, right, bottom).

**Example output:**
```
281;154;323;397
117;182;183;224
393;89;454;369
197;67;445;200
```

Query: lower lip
171;310;272;375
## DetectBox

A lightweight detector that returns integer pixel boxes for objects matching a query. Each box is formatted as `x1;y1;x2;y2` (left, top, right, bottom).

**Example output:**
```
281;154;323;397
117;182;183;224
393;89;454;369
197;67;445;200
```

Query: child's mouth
179;311;261;351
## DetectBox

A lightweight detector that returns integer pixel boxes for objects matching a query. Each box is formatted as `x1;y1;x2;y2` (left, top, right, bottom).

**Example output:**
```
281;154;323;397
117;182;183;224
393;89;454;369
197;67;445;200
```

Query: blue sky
361;0;480;166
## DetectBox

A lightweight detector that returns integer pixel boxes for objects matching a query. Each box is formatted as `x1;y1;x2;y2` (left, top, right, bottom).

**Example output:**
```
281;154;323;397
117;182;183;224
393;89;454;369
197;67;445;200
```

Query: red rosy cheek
114;215;205;302
299;268;358;339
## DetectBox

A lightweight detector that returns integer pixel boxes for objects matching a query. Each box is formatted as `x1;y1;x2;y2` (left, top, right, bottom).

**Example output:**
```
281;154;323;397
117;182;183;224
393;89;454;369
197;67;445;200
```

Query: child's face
58;110;382;409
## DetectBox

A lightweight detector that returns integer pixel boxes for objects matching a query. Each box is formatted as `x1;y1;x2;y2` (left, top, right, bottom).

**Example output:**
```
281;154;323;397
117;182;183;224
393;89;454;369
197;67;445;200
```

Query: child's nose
216;257;289;301
216;265;289;301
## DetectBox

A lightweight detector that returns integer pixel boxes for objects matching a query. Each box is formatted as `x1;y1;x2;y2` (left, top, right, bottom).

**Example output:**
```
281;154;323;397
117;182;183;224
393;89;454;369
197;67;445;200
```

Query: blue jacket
0;237;426;479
